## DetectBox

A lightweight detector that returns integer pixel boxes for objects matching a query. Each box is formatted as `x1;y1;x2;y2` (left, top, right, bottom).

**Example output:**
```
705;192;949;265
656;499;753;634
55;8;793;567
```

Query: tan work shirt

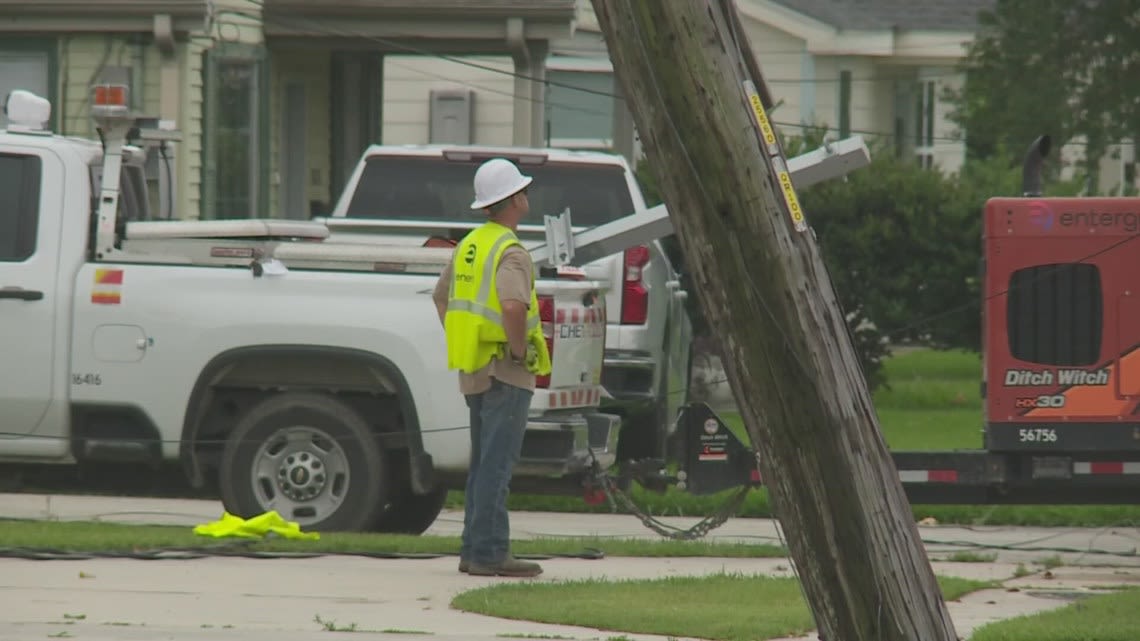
434;244;537;395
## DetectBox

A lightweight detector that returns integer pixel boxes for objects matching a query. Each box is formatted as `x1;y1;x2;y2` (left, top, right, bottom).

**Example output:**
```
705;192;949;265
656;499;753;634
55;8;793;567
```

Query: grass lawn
0;519;784;558
970;588;1140;641
452;572;994;641
479;348;1140;528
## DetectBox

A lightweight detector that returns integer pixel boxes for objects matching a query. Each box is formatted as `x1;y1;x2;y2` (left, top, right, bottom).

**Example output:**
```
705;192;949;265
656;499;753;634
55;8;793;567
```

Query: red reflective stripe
927;470;958;483
556;309;566;324
1092;462;1125;475
95;268;124;285
572;308;580;323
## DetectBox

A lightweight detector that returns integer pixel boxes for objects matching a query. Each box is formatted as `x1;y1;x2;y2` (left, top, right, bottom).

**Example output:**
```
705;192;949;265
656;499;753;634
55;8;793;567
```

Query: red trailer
863;136;1140;504
664;136;1140;506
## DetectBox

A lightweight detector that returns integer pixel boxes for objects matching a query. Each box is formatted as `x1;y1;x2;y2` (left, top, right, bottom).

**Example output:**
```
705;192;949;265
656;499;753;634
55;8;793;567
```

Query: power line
226;3;1103;149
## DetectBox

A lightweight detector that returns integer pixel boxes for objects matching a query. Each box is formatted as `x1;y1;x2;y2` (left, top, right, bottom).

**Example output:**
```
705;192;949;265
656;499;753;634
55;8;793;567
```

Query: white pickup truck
322;145;694;463
0;87;618;533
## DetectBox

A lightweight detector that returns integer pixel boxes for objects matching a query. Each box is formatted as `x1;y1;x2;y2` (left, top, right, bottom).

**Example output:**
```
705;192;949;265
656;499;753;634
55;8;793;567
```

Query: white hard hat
469;158;534;210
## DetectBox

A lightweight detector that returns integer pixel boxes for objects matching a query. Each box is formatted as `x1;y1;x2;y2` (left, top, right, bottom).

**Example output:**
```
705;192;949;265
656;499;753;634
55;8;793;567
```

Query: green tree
637;127;1075;391
947;0;1140;189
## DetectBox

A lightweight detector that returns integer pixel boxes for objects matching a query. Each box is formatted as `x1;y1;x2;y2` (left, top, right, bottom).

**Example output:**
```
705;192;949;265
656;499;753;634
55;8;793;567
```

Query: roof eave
264;2;577;22
0;0;206;18
738;0;975;59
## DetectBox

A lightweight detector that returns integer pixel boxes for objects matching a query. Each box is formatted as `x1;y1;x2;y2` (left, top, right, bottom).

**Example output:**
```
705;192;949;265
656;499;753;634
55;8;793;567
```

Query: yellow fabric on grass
193;511;319;541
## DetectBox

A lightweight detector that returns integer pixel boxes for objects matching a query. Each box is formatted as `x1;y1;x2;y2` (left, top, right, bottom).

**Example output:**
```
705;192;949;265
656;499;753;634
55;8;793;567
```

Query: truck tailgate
532;278;608;413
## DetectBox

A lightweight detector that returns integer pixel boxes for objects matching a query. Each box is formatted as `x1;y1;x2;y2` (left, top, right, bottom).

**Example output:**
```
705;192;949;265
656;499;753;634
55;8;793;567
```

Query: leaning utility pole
588;2;958;641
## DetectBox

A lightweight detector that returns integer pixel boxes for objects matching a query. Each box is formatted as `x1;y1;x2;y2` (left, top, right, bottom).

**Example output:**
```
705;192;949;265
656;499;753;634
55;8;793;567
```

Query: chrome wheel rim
250;425;351;527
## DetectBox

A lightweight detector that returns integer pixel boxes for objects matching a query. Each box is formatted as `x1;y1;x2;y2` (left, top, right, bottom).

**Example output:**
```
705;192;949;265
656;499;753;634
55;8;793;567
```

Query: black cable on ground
0;545;606;562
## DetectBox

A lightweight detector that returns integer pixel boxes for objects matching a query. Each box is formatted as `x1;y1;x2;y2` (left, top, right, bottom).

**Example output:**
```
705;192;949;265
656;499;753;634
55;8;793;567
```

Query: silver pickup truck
323;145;693;462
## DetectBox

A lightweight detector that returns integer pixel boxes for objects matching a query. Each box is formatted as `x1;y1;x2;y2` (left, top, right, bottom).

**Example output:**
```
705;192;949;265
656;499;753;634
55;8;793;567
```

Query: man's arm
432;258;454;328
497;248;532;360
501;300;528;360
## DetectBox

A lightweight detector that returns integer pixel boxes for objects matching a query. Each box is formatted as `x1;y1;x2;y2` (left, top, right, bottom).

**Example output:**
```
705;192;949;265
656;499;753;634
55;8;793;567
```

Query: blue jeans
460;378;533;566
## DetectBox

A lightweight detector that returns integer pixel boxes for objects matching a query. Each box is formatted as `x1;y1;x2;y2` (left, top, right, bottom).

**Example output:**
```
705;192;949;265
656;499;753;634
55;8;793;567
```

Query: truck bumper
601;351;657;401
516;412;621;476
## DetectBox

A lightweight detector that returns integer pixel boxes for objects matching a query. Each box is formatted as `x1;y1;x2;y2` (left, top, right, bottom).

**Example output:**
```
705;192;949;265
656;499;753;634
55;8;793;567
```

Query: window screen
0;153;42;262
345;157;635;228
1007;263;1102;366
547;70;615;142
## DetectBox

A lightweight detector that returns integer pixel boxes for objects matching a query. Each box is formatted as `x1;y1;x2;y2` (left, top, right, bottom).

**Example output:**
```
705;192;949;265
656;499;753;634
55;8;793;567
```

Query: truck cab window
0;153;42;262
345;157;636;227
1007;263;1102;366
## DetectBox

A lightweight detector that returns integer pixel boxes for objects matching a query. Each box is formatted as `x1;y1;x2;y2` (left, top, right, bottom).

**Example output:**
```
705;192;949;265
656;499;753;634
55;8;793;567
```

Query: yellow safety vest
445;221;552;376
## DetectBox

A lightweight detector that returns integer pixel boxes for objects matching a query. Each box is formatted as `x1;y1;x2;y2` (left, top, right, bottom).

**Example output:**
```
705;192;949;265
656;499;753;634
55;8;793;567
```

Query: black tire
219;392;388;532
371;483;449;535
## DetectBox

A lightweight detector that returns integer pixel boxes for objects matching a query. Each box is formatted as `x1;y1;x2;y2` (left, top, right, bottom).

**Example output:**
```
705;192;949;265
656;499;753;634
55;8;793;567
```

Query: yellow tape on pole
743;80;807;232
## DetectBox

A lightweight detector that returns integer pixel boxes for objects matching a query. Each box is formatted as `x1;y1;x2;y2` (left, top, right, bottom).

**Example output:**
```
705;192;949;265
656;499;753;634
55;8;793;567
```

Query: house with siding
0;0;577;220
3;0;1130;223
383;0;1135;197
388;0;996;176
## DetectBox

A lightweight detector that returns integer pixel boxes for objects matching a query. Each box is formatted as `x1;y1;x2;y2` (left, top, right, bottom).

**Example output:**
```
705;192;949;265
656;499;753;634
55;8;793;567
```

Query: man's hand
501;299;528;360
435;301;447;328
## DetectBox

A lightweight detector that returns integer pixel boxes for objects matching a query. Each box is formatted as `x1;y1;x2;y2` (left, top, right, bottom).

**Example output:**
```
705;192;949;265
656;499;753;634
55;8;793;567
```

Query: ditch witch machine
591;132;1140;542
903;134;1140;506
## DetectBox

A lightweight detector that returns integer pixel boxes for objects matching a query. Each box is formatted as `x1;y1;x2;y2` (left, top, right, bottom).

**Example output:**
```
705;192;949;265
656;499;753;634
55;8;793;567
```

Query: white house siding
739;19;809;136
50;34;204;219
914;65;966;174
810;56;878;137
382;55;516;147
59;35;161;140
180;36;210;220
1059;138;1138;196
1097;141;1137;195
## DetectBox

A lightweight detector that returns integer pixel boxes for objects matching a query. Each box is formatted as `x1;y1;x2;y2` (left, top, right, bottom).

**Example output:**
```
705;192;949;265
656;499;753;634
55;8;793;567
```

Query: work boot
467;555;543;578
458;557;470;573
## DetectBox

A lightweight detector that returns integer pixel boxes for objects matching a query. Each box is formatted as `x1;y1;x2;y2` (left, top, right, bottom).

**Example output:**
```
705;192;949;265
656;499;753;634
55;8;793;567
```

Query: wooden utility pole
589;2;958;641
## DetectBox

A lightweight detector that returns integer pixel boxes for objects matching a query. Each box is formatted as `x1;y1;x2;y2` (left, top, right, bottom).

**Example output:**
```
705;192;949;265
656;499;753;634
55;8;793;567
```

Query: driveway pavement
1;492;1137;641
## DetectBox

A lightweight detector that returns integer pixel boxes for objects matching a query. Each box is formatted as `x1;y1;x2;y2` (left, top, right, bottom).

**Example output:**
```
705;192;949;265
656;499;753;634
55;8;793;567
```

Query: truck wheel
371;484;449;535
219;392;387;532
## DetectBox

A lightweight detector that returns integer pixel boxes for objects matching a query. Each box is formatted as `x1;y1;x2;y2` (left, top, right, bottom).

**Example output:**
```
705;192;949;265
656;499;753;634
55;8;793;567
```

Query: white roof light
4;90;52;131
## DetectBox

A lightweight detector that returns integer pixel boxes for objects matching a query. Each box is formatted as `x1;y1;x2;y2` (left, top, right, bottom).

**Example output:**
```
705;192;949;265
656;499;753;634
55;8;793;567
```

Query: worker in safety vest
432;157;551;578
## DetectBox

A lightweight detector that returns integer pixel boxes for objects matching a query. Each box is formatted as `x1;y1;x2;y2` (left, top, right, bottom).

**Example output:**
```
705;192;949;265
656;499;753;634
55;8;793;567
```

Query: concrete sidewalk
1;492;1137;641
5;492;1139;567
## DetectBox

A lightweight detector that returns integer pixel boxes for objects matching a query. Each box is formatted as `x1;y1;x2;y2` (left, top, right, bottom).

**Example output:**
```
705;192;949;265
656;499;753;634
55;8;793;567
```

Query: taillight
536;295;554;388
621;245;650;324
422;236;457;248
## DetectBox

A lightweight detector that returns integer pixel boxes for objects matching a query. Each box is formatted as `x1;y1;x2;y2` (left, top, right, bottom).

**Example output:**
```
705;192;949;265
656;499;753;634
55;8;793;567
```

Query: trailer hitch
586;402;762;539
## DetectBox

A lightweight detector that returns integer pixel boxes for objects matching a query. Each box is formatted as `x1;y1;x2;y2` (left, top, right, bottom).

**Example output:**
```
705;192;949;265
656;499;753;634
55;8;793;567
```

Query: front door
330;52;382;202
281;81;308;219
0;148;61;435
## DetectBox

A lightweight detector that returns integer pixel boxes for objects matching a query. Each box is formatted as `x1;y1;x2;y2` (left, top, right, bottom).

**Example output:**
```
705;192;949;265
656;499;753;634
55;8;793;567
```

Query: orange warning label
92;268;123;305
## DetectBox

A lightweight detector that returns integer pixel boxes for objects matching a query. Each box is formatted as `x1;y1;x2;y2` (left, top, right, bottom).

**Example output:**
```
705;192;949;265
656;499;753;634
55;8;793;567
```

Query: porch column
528;41;549;147
509;18;547;147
